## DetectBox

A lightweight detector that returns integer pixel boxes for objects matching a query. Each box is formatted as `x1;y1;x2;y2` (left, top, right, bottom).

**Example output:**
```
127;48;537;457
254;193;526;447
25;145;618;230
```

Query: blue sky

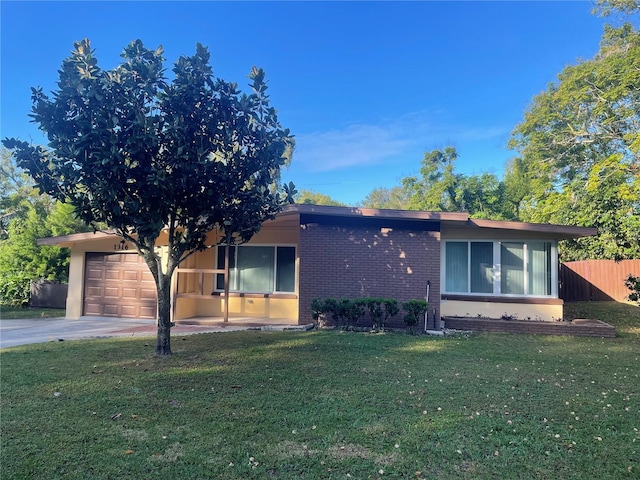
1;1;611;205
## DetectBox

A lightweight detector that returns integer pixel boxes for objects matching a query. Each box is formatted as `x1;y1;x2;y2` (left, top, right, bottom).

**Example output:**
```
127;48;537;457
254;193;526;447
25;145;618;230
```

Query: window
443;240;554;296
215;245;296;293
528;242;552;296
501;242;524;295
471;242;494;293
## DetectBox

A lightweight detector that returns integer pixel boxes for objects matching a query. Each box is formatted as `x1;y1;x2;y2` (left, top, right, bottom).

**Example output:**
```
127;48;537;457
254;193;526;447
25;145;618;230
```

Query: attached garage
83;252;157;319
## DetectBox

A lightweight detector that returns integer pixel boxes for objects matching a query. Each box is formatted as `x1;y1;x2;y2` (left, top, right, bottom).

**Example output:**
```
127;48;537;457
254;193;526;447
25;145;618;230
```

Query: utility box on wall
30;280;68;309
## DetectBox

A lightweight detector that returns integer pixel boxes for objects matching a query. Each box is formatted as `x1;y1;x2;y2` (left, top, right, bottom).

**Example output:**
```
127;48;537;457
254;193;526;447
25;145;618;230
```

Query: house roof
281;203;469;221
284;204;597;238
38;204;597;247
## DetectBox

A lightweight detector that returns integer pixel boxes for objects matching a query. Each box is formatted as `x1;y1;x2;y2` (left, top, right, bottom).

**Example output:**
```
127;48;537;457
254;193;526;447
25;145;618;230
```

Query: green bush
341;298;365;329
362;297;399;331
625;274;640;305
321;298;364;330
382;299;400;328
0;274;32;306
312;297;397;330
363;297;384;330
311;298;325;324
311;298;347;328
402;299;428;332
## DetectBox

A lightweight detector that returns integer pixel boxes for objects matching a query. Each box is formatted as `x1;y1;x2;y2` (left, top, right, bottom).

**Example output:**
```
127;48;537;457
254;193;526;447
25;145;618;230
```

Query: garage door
84;253;157;319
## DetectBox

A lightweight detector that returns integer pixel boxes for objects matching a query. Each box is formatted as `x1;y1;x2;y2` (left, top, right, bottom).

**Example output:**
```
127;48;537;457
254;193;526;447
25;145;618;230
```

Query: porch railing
171;268;226;322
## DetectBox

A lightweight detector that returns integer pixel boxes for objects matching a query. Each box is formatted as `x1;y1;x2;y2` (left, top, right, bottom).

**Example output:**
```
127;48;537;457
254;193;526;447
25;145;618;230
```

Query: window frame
441;239;558;298
214;244;297;295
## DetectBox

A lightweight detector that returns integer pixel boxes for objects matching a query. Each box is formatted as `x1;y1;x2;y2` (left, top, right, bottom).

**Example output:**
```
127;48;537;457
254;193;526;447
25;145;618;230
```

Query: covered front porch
171;212;301;324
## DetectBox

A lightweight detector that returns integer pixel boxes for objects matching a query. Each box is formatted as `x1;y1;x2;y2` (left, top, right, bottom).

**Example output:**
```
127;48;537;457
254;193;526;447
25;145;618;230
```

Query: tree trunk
155;273;173;355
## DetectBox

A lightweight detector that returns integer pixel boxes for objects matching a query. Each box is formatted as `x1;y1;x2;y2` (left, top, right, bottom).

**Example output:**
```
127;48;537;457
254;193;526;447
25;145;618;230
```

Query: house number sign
114;240;130;251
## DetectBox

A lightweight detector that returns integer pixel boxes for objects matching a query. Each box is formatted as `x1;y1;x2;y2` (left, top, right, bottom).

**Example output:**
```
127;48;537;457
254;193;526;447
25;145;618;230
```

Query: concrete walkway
0;317;313;349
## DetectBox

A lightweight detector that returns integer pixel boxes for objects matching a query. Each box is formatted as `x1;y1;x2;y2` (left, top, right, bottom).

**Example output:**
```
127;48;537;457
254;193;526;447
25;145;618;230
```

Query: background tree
295;189;345;206
501;156;537;220
4;39;295;355
361;186;410;210
0;148;89;305
402;147;463;211
510;16;640;260
1;147;32;238
594;0;640;17
366;146;514;219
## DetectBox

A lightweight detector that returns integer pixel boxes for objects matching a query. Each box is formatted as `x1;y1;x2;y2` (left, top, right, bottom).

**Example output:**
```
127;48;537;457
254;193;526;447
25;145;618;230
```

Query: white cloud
295;123;409;172
293;110;510;172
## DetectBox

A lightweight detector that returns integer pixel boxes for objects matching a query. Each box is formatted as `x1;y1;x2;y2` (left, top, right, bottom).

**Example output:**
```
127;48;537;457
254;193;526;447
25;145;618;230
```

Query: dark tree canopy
3;39;295;354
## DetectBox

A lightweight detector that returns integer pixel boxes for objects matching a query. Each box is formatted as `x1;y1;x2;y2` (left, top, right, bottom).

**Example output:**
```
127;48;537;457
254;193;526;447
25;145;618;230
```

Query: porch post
170;268;177;324
223;226;231;323
224;243;230;323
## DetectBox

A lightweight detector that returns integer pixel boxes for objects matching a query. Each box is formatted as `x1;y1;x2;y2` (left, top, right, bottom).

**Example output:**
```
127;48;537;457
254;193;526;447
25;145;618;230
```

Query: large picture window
215;245;296;294
443;240;554;296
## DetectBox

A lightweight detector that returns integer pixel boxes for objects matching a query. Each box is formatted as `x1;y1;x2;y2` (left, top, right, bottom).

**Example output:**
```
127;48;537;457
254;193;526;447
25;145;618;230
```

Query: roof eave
37;230;115;247
467;218;598;239
282;204;468;222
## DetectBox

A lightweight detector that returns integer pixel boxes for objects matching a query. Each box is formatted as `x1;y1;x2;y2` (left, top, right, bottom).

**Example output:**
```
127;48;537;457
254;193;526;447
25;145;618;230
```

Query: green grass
0;306;66;319
564;300;640;336
1;302;638;479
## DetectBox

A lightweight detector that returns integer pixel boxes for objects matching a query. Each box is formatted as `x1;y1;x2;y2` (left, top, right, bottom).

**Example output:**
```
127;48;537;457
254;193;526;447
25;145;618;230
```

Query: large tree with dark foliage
3;39;295;354
510;4;640;260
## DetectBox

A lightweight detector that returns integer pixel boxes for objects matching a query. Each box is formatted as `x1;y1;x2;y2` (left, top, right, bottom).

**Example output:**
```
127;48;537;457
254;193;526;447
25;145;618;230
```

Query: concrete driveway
0;317;312;349
0;317;238;349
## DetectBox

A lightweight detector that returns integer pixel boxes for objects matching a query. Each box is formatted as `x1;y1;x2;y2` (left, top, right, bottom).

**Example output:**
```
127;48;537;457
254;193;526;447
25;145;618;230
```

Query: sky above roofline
1;1;613;205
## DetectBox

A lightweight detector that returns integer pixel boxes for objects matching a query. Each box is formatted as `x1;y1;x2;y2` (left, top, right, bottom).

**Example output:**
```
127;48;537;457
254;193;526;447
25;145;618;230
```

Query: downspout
424;280;430;332
223;221;232;323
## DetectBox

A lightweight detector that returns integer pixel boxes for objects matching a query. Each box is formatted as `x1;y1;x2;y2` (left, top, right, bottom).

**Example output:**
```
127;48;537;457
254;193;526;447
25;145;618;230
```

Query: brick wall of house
298;218;441;328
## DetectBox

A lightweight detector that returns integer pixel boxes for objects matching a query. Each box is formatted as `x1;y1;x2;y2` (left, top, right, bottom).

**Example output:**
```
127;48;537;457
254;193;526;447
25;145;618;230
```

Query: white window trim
441;239;558;298
214;244;298;294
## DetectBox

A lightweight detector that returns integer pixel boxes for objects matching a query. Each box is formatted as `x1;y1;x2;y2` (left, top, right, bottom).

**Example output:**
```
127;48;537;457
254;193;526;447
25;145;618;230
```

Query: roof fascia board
466;218;597;238
37;230;116;247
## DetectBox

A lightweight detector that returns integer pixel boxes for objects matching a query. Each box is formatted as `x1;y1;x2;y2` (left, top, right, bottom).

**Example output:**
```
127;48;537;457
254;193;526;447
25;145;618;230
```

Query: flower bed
442;316;616;338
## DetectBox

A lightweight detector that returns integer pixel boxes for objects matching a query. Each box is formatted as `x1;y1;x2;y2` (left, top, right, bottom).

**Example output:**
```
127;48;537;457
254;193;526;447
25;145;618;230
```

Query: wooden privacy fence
559;259;640;302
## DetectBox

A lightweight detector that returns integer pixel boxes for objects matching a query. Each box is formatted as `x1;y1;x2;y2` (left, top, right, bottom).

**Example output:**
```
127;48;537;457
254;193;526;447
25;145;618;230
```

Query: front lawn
0;306;66;319
563;300;640;336
1;302;638;479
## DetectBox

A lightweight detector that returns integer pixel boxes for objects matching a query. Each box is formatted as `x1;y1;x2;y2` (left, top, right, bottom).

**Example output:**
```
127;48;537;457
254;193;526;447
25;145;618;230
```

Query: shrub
382;299;400;329
311;298;353;329
362;297;400;331
625;274;639;305
340;298;365;330
311;298;325;325
312;297;397;331
402;300;428;332
0;273;32;307
323;298;343;327
363;297;384;330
